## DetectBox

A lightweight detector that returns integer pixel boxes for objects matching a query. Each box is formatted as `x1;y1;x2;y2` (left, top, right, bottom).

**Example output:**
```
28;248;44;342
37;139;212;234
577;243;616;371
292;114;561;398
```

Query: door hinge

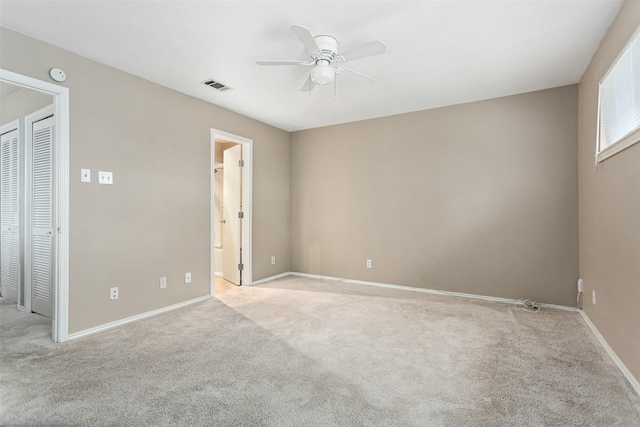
238;159;244;167
238;211;244;219
238;263;244;271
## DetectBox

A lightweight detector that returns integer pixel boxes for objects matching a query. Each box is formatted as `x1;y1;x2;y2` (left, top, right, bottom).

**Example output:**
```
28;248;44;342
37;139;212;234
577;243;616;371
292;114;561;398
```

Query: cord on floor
513;298;541;313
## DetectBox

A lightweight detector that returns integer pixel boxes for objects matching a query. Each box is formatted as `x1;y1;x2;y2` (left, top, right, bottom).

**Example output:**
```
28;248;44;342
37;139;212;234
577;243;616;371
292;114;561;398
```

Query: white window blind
597;30;640;162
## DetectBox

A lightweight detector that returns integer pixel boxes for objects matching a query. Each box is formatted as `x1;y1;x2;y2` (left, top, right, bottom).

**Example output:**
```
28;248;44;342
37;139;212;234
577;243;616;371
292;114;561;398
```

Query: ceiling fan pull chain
308;73;312;99
334;75;337;100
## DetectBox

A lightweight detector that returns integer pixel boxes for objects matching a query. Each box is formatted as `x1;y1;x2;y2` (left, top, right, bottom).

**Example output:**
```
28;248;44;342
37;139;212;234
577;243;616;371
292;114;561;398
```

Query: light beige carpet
1;275;639;426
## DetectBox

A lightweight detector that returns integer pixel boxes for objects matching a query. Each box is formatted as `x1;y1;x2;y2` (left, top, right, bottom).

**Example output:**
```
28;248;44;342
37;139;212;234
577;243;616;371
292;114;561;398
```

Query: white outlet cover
110;287;119;300
81;168;91;182
592;290;596;305
366;259;372;268
98;171;113;184
185;272;191;283
271;256;276;265
160;277;167;289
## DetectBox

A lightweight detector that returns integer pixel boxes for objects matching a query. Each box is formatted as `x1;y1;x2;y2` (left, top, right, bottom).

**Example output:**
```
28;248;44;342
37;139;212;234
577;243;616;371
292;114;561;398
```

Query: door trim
24;104;55;315
210;129;253;294
0;69;70;343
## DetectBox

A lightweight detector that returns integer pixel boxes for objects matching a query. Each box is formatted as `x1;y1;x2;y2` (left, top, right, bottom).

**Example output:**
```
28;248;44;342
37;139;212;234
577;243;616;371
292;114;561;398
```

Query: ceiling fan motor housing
256;25;385;91
314;35;338;59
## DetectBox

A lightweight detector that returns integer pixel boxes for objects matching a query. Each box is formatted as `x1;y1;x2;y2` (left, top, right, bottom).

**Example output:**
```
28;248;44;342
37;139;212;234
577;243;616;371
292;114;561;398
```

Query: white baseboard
254;271;577;312
580;310;640;396
251;272;291;285
289;272;345;281
67;295;212;341
344;278;577;311
214;272;223;277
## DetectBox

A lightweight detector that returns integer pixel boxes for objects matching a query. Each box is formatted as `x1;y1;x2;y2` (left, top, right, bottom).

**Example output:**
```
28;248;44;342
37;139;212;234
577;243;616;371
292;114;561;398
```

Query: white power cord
513;298;541;313
577;291;583;309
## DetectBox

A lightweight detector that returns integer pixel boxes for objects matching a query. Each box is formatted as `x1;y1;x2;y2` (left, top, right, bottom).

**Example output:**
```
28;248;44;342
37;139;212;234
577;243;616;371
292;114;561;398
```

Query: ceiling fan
256;25;386;93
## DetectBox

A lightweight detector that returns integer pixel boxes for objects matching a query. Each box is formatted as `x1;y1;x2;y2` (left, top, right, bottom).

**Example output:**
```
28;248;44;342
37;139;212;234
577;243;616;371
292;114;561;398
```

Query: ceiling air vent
202;78;232;92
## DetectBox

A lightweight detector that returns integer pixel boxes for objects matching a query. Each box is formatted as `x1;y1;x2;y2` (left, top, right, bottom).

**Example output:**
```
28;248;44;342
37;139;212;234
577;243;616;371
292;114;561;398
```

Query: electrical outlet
366;259;372;269
592;290;596;305
110;287;119;300
271;256;276;265
160;277;167;289
185;272;191;283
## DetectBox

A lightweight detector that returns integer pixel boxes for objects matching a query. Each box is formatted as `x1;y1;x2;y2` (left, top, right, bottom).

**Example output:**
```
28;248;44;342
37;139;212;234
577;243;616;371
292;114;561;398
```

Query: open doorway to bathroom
210;129;252;293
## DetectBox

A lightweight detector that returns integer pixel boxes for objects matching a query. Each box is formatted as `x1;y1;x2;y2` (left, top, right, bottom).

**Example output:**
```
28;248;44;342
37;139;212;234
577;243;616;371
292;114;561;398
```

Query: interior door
0;128;20;303
30;116;54;318
222;144;242;285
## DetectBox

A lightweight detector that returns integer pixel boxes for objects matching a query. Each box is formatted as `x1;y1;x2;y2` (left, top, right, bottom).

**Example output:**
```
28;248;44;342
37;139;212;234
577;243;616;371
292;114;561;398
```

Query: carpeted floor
1;275;639;426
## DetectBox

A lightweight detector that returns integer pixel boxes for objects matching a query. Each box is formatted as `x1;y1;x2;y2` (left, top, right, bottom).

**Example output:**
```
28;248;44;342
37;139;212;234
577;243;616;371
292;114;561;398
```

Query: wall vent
202;79;232;92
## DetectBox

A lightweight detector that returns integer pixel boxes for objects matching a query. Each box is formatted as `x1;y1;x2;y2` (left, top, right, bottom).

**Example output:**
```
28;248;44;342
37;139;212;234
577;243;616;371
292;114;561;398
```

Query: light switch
98;171;113;184
81;169;91;183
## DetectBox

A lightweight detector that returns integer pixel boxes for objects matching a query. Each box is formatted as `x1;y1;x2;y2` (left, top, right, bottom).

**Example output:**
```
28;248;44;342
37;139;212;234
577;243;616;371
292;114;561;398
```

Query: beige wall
578;1;640;382
0;27;290;333
291;85;578;306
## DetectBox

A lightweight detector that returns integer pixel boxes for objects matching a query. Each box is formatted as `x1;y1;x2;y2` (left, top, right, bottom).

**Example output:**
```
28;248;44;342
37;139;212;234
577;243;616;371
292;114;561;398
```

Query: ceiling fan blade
256;60;311;66
338;41;386;63
300;76;316;92
337;67;374;86
291;25;321;55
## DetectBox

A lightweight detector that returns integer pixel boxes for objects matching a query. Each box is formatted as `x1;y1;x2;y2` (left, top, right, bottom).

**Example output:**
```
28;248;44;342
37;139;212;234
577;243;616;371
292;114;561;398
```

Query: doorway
210;129;252;293
0;69;70;342
1;86;55;319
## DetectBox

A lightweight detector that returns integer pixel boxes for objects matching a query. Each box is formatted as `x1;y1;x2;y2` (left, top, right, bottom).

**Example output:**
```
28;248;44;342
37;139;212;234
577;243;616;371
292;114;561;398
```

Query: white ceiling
0;1;622;131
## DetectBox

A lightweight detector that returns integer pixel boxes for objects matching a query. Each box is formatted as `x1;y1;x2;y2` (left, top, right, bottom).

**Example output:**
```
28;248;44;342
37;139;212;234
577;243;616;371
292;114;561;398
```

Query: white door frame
0;69;70;343
210;128;252;294
24;104;55;315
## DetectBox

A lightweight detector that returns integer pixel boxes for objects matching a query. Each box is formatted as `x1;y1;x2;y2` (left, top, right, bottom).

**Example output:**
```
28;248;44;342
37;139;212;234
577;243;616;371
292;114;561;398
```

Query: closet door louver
0;128;20;303
31;116;54;318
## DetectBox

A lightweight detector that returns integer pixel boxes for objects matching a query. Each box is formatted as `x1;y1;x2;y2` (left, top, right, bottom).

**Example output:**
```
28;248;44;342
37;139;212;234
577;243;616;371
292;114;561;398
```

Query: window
597;28;640;162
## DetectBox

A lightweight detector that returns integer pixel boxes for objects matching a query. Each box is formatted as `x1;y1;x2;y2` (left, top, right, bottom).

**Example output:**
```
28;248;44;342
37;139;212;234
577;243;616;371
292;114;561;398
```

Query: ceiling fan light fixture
311;59;334;85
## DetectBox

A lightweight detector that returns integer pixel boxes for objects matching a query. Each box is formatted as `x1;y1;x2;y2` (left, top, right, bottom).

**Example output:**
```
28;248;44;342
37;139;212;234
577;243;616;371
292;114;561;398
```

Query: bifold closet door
30;116;54;318
0;128;20;303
